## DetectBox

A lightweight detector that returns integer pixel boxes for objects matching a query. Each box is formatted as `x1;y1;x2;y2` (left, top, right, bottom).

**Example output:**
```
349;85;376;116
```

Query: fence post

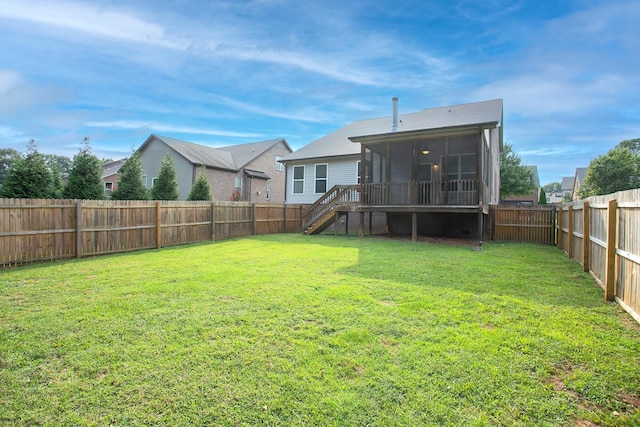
211;202;216;241
156;201;162;249
252;202;257;235
76;200;82;258
283;204;287;233
551;205;557;245
582;201;590;272
605;199;617;301
568;205;574;259
557;206;563;251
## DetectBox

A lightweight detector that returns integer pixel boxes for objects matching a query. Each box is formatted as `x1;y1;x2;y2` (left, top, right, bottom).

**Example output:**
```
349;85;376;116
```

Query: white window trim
275;156;285;172
314;163;328;194
356;161;361;184
266;180;271;200
152;177;158;187
292;165;305;194
142;174;148;187
234;176;243;190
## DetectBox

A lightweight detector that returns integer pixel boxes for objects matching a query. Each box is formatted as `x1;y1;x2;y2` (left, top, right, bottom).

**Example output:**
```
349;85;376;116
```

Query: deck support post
345;212;349;235
412;212;417;242
359;211;364;237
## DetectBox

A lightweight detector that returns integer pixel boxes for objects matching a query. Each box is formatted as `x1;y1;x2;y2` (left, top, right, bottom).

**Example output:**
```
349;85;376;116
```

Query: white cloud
0;125;26;142
0;70;22;95
0;1;188;49
0;69;68;114
85;120;264;138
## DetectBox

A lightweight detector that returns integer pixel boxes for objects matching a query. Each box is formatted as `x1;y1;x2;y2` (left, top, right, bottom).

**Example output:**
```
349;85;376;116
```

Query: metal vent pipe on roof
391;97;399;132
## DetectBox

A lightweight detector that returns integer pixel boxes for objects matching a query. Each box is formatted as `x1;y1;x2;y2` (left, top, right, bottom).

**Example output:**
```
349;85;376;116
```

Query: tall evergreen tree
0;140;54;199
63;138;104;200
111;150;149;200
0;148;19;186
538;189;547;205
151;154;180;200
187;167;212;201
51;164;65;198
500;143;535;199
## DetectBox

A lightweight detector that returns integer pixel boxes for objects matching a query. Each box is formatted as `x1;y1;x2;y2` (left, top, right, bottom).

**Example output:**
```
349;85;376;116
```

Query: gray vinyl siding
285;156;360;204
140;142;194;199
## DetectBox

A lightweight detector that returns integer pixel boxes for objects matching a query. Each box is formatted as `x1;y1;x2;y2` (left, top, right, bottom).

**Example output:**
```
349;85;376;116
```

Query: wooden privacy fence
558;189;640;324
490;205;557;244
0;199;304;268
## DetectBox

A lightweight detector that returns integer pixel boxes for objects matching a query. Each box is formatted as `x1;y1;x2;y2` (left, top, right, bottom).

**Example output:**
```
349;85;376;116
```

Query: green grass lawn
1;234;639;426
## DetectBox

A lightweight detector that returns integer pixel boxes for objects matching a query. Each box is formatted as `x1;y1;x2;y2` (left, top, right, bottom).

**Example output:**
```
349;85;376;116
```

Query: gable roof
561;176;574;191
282;99;503;162
102;159;126;178
219;138;291;168
140;134;290;172
574;167;588;185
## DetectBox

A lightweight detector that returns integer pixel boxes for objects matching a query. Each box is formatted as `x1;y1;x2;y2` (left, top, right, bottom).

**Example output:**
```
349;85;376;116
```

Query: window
142;174;148;187
275;156;285;172
356;161;361;184
293;166;304;194
234;176;243;191
315;164;327;193
152;177;158;187
447;154;476;181
104;182;113;191
266;180;271;200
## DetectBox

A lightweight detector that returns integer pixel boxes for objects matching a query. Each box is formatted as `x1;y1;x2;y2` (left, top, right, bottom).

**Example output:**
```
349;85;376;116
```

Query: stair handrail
303;185;359;228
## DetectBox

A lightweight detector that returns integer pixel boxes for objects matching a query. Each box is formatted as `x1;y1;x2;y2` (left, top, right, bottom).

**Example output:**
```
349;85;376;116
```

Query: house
546;176;574;204
572;167;588;200
137;134;292;202
502;165;541;205
280;98;503;241
102;159;126;198
560;176;575;201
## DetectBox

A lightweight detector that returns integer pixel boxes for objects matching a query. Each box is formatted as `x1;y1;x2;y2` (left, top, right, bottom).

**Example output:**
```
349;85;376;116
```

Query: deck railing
361;180;479;206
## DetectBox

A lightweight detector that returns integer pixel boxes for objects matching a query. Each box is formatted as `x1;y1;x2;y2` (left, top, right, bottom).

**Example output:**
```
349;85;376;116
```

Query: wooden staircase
302;185;360;235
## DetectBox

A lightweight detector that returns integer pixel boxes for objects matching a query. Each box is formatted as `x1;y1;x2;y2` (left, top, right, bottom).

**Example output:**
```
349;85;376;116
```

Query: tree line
0;140;212;201
501;137;640;203
578;138;640;198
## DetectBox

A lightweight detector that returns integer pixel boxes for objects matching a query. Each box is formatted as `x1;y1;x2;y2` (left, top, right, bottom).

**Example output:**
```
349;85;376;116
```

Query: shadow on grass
254;233;607;312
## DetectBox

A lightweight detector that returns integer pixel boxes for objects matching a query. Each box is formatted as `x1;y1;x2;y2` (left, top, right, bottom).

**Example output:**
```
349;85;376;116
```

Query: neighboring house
546;176;574;204
502;165;540;205
560;176;575;202
102;159;126;198
546;188;564;204
137;135;292;202
572;167;588;200
281;98;503;240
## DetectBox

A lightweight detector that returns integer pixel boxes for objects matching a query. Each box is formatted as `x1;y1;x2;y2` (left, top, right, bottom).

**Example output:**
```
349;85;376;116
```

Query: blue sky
1;0;638;185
